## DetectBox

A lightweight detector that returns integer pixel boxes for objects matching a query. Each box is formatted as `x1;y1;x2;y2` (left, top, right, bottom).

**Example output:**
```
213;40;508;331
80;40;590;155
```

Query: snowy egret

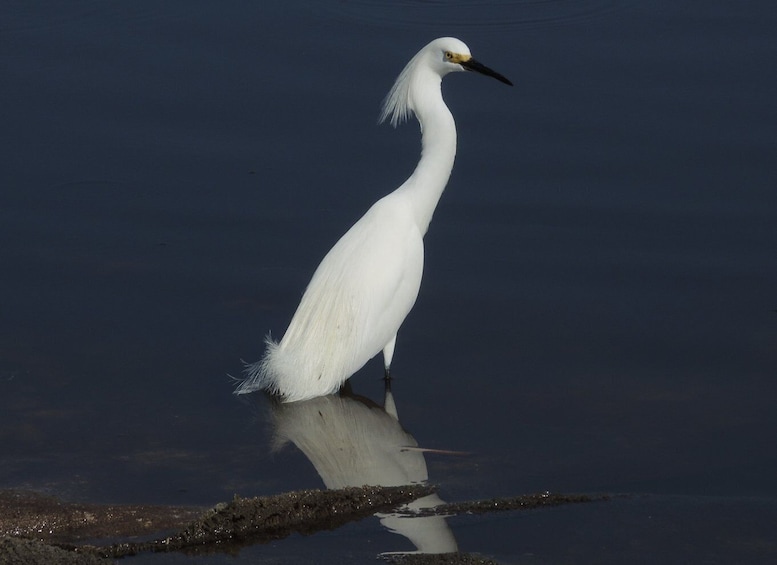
236;37;511;402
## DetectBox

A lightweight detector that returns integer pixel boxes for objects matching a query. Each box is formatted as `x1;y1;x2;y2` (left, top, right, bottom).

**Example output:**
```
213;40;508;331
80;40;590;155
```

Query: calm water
2;0;776;562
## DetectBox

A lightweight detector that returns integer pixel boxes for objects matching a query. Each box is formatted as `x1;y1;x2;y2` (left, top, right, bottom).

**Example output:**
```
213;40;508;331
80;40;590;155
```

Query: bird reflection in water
268;383;458;555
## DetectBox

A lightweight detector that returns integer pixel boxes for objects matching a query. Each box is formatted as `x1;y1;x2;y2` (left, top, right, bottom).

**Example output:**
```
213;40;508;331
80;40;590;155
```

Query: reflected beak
461;58;513;86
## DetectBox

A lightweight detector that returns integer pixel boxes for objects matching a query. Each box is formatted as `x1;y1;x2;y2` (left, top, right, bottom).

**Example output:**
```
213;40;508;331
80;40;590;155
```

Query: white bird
236;37;511;402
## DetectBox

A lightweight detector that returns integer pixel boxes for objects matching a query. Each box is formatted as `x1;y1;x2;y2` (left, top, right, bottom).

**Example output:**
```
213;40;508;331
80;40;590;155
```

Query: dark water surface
2;0;776;562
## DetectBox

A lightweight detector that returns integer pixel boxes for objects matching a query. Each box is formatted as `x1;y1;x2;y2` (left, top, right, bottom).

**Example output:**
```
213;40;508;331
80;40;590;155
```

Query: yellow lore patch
445;52;471;64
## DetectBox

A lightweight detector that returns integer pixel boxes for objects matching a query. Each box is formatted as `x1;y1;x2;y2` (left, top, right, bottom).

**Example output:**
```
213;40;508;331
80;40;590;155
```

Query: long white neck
396;72;457;235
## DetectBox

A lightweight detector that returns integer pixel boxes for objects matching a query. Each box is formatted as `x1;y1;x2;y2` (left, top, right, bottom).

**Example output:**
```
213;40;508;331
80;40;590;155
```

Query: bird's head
379;37;512;127
430;37;513;86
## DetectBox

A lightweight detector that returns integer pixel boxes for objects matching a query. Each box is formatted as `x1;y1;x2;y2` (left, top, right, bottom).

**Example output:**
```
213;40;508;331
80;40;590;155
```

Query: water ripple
316;0;628;31
0;2;188;36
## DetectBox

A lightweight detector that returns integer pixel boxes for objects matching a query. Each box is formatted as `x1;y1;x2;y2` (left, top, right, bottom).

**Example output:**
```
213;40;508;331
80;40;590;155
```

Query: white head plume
379;37;471;127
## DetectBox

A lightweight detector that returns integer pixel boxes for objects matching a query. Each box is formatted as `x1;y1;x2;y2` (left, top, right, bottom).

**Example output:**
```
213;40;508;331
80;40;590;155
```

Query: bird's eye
444;51;453;60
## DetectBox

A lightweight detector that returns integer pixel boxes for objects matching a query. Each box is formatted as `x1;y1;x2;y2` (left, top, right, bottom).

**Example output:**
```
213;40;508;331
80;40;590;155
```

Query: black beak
461;58;513;86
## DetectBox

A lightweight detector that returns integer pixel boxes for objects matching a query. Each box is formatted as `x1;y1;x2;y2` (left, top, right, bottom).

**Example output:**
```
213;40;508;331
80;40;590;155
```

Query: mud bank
0;490;201;543
1;487;602;564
